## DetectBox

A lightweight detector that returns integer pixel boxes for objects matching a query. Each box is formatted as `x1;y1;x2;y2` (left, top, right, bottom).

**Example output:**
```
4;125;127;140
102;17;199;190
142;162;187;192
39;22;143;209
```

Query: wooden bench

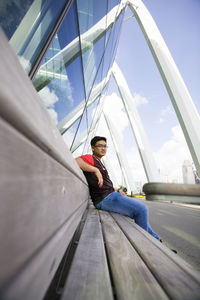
44;204;200;300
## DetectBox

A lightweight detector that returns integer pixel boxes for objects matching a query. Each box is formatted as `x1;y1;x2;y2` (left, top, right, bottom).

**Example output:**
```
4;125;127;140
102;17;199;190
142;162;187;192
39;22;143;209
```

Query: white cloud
94;92;148;139
161;105;174;117
133;93;148;106
95;103;146;192
155;125;193;182
94;92;148;190
47;108;58;125
96;92;195;185
103;93;129;135
106;123;194;186
38;86;58;108
87;93;194;187
96;113;193;186
38;86;59;124
18;55;31;73
157;105;175;123
158;117;164;124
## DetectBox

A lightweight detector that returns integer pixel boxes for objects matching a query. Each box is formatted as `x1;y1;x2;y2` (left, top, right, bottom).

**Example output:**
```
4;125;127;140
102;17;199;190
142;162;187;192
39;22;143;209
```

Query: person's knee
139;202;148;216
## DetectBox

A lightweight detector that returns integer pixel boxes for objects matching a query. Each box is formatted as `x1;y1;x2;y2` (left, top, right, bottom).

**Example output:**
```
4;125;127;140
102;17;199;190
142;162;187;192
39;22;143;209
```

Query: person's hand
118;189;126;196
94;168;103;187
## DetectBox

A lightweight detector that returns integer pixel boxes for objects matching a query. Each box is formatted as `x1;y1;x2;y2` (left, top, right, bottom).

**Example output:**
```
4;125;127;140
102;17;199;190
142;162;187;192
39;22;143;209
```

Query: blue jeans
96;191;159;240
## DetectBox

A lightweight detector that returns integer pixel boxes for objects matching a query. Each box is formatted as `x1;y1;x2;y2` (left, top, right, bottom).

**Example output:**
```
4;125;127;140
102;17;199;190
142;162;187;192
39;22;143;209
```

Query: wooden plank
112;212;200;300
62;208;113;300
1;205;86;300
99;211;169;300
0;116;88;299
0;29;85;182
112;212;200;280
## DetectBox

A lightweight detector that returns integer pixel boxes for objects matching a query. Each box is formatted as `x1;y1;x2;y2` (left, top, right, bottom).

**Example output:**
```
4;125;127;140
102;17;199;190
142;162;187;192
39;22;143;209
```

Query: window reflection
102;9;124;80
0;0;69;73
71;1;124;152
82;35;106;98
108;0;121;13
0;0;125;155
34;1;86;127
77;0;107;35
77;0;107;99
76;0;124;99
87;98;101;132
0;0;34;39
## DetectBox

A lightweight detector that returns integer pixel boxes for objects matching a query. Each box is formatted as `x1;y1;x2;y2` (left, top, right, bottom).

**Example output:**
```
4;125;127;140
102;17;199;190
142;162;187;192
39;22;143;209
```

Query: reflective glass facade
0;0;124;151
0;0;70;73
1;0;123;153
0;0;124;152
0;0;144;189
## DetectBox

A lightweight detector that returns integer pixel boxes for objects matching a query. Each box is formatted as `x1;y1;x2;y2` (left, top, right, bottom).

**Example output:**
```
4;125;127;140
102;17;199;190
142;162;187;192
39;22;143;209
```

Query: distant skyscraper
182;160;195;184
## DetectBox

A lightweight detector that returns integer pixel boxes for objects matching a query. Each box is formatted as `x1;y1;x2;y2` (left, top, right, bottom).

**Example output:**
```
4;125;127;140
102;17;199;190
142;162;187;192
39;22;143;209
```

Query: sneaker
171;249;177;254
159;239;177;253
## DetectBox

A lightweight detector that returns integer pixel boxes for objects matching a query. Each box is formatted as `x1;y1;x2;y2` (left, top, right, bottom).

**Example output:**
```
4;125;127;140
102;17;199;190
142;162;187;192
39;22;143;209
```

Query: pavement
143;199;200;271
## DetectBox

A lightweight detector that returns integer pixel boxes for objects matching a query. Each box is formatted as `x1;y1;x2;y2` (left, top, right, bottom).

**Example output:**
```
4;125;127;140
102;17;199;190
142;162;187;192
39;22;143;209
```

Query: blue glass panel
82;34;106;99
108;0;120;13
77;0;107;99
83;10;122;104
94;58;104;88
87;97;101;132
0;0;69;73
102;9;124;80
90;34;111;91
105;0;121;48
0;0;34;40
34;1;86;131
77;0;108;34
105;1;120;47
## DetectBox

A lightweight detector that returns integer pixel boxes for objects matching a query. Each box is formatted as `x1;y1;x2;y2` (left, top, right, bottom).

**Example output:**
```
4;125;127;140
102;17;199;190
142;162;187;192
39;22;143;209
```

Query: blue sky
118;0;200;110
98;0;200;186
115;0;200;148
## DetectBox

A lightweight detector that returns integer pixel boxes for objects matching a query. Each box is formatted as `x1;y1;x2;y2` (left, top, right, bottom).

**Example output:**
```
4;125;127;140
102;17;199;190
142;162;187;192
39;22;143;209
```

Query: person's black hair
91;136;106;146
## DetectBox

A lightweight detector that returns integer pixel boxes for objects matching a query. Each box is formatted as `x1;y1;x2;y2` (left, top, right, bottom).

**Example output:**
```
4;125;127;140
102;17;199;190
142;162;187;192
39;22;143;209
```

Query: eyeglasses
94;145;108;149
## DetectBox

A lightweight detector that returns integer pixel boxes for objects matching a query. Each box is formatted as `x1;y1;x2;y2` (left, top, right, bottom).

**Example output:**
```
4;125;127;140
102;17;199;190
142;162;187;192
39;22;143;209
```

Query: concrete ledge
143;183;200;204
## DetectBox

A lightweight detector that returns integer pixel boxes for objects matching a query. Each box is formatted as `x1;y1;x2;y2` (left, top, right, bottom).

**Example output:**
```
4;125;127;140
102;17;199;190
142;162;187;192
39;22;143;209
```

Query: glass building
0;0;124;143
0;0;131;185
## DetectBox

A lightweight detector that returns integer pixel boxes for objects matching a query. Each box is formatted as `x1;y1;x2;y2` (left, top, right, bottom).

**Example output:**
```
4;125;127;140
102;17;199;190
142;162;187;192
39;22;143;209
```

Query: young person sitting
76;136;159;240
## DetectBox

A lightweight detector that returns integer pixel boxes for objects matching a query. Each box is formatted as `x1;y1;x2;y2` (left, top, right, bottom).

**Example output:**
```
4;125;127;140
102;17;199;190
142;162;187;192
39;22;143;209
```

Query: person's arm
75;157;103;187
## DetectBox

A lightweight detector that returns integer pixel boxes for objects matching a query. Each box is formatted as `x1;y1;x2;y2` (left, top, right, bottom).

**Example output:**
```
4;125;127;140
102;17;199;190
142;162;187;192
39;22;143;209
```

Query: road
143;200;200;271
